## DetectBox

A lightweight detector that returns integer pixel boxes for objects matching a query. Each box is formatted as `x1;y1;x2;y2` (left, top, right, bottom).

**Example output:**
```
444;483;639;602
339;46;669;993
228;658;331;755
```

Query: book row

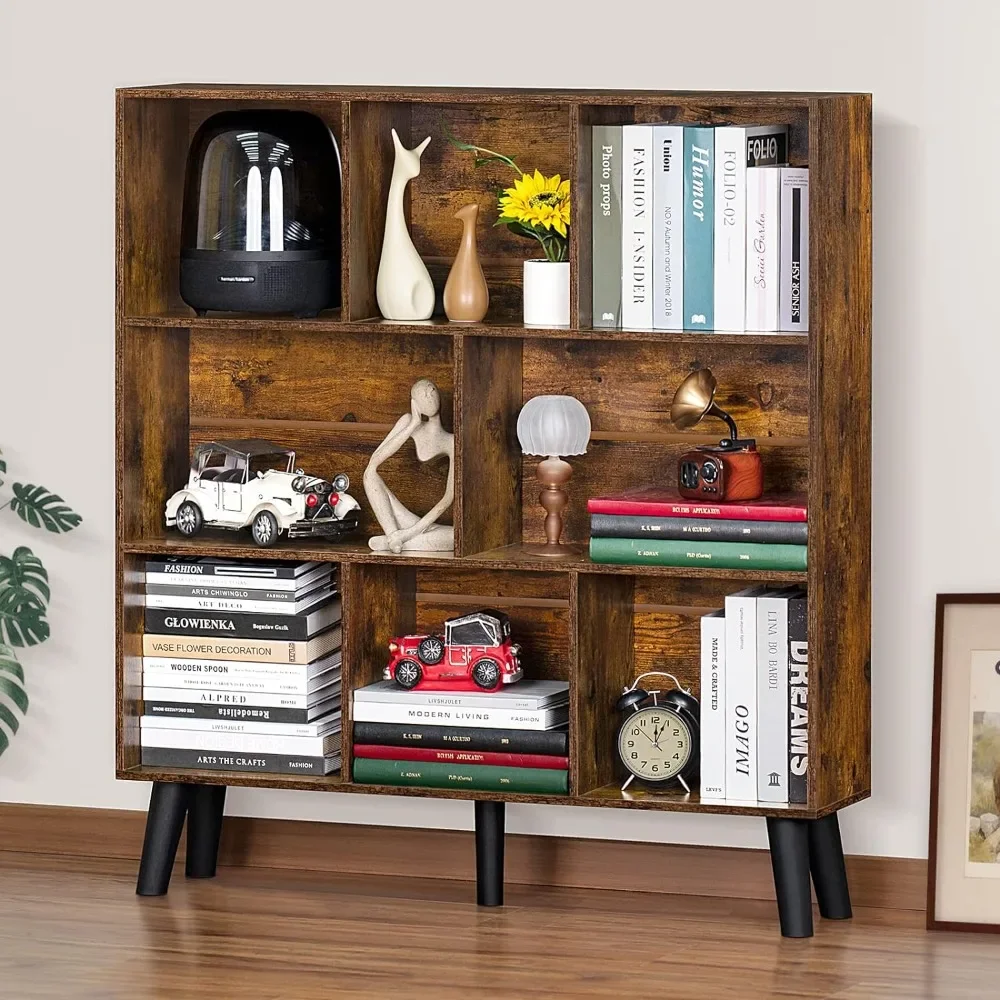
700;587;808;804
140;559;343;775
593;123;809;333
351;679;570;796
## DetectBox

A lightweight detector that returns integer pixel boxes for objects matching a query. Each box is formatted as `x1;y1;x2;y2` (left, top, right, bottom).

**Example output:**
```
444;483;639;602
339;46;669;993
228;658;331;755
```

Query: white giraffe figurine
376;129;435;321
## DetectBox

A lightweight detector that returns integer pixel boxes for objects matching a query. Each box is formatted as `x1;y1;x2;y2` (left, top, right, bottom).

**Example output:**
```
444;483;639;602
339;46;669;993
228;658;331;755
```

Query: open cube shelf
116;84;870;820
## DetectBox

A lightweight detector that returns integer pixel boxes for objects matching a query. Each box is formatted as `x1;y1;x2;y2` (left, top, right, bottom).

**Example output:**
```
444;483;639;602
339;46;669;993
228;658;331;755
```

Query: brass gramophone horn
670;368;740;441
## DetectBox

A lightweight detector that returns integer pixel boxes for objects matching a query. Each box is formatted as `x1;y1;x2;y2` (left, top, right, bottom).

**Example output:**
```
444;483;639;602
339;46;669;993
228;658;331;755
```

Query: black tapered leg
808;812;852;920
474;801;505;907
766;817;814;938
136;782;190;896
185;785;227;879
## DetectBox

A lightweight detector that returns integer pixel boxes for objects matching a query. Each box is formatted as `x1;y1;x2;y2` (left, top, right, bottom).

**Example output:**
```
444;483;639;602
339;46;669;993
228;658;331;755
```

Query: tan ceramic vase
444;203;489;323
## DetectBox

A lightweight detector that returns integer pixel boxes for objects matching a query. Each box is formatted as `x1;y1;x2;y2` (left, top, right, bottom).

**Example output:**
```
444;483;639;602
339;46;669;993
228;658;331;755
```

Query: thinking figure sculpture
363;378;454;553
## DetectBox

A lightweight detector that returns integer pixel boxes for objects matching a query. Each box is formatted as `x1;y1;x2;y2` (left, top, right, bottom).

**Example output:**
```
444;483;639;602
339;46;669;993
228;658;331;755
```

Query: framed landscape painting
928;594;1000;931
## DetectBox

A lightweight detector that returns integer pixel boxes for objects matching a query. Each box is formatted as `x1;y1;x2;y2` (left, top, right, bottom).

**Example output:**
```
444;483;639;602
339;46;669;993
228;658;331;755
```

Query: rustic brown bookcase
115;84;871;936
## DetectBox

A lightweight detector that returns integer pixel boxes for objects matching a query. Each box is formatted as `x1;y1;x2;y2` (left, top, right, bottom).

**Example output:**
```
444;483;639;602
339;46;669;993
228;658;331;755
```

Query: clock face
618;705;693;782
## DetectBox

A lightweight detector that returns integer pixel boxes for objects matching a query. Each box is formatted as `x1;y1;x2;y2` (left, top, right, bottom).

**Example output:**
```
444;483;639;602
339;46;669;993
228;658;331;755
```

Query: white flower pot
523;259;570;328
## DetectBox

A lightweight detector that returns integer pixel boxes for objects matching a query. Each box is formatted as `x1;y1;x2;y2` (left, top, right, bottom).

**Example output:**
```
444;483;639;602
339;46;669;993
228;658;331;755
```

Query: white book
142;684;340;711
142;650;342;694
713;127;748;331
745;167;781;332
142;626;340;665
621;124;654;330
354;678;568;711
756;590;791;802
699;609;726;800
725;586;766;801
139;725;339;758
780;167;809;333
144;562;333;592
351;700;570;731
652;125;684;330
143;585;335;615
140;711;341;739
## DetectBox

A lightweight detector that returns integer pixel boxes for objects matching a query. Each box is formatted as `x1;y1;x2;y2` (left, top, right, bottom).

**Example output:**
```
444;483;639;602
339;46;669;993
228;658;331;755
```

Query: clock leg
186;784;227;879
808;812;852;920
765;817;813;938
136;782;190;896
474;800;505;907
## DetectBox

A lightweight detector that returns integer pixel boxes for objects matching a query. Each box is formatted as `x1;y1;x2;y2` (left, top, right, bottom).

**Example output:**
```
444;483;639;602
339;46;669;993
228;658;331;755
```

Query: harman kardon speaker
180;110;341;316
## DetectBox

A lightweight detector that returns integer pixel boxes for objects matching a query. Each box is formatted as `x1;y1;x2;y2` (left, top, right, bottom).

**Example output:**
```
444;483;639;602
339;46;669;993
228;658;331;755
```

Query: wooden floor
0;853;997;999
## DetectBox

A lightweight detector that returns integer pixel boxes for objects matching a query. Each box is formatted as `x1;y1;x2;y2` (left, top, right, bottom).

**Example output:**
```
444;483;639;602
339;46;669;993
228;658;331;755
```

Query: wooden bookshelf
115;84;871;930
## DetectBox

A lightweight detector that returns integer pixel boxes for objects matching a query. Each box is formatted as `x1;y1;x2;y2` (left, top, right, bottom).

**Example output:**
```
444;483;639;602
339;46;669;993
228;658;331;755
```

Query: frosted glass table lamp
516;395;591;556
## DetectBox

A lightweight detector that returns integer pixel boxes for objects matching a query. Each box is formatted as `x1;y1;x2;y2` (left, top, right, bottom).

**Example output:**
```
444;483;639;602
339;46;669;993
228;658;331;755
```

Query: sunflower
498;170;571;238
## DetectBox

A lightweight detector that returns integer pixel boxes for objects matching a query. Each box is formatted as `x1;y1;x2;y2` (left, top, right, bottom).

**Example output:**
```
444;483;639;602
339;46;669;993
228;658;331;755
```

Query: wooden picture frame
927;594;1000;932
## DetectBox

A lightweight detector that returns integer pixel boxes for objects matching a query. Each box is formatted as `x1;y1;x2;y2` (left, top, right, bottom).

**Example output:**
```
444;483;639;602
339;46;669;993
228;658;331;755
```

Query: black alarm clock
614;672;700;793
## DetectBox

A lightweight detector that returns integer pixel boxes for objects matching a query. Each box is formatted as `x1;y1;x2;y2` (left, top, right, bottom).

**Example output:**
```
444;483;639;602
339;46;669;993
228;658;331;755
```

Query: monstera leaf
0;547;50;606
0;644;28;757
9;483;82;533
0;584;49;647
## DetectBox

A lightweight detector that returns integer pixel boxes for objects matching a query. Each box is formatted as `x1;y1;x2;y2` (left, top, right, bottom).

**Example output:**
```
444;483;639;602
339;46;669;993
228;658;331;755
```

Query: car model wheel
393;658;422;689
471;657;501;690
417;636;444;665
175;501;204;537
250;510;279;547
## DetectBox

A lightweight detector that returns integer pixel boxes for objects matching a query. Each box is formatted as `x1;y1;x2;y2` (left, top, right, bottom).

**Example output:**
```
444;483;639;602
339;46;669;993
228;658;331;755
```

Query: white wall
0;0;989;858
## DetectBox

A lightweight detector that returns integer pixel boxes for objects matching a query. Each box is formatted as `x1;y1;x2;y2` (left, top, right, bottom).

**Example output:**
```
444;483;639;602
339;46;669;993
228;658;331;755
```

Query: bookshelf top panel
117;84;871;106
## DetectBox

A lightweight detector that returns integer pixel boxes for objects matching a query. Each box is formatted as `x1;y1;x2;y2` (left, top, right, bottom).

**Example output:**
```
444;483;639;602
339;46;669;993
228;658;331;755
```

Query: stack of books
351;679;570;794
700;587;808;804
587;488;808;571
592;123;808;333
140;558;343;776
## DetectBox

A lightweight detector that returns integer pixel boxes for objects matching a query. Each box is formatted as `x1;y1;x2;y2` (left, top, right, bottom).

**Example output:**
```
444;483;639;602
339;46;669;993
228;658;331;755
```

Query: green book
683;126;715;330
353;757;568;795
589;536;807;571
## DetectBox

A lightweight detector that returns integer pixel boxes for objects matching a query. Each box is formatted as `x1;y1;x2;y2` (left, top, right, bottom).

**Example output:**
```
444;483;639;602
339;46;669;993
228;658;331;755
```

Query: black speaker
180;111;341;317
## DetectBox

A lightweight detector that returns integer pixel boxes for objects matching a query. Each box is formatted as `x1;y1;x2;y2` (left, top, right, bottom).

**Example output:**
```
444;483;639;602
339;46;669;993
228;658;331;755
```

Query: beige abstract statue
363;379;454;553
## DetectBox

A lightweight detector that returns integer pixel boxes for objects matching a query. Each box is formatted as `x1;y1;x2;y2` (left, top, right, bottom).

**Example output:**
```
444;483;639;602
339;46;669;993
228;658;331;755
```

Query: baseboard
0;801;927;911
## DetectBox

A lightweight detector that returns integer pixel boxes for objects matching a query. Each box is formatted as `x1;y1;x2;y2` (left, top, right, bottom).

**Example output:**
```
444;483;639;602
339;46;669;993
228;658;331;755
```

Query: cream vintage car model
165;439;361;547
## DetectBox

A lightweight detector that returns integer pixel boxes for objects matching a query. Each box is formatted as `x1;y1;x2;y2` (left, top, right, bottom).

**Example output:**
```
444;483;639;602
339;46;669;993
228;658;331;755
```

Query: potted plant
449;135;570;327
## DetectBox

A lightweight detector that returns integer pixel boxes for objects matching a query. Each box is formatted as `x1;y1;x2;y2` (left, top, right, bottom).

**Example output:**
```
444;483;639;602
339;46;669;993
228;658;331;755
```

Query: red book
587;487;808;522
352;745;569;770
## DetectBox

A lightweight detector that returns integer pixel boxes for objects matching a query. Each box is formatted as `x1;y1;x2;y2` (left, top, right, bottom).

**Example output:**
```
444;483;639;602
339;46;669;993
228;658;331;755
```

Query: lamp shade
516;395;591;457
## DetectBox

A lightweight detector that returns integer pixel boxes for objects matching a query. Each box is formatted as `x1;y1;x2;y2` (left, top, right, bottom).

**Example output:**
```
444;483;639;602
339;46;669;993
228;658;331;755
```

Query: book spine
142;659;339;695
589;513;808;544
142;685;337;710
699;611;726;799
139;726;337;757
352;688;567;711
352;745;569;770
745;167;781;331
144;571;333;592
146;583;298;602
142;630;340;665
592;124;623;328
725;591;759;800
652;125;684;330
756;593;789;802
142;701;332;724
350;700;567;731
140;714;338;738
621;124;653;330
713;127;747;331
683;126;715;330
588;536;807;571
787;596;809;804
352;757;568;795
586;497;808;522
141;746;338;774
745;126;789;167
144;561;314;581
780;167;809;333
143;593;329;615
143;602;339;641
351;721;569;756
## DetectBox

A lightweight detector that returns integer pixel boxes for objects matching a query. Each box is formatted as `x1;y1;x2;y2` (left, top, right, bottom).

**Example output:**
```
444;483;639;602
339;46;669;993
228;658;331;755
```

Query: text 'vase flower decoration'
448;134;570;263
